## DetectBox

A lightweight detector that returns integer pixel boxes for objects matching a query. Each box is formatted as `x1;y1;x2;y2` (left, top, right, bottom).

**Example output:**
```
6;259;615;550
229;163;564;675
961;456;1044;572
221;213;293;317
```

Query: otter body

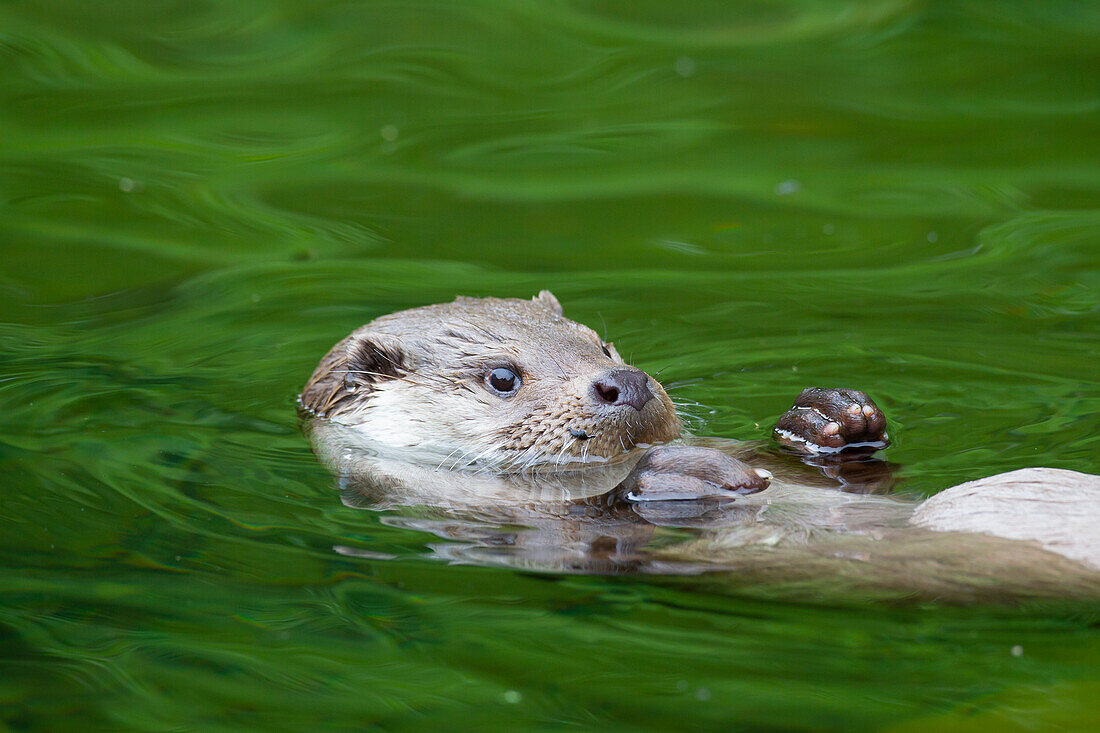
301;292;1100;598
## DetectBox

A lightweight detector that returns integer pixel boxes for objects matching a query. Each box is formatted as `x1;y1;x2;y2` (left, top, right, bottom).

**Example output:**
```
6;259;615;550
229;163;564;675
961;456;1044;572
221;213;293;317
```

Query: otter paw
773;388;888;454
619;446;771;502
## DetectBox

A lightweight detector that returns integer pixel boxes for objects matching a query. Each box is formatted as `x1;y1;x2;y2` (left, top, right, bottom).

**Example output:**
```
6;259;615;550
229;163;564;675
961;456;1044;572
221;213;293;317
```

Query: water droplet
774;179;801;196
674;56;696;77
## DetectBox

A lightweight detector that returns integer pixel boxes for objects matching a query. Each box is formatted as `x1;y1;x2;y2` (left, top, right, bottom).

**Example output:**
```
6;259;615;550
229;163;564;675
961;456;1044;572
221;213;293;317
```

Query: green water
2;1;1099;730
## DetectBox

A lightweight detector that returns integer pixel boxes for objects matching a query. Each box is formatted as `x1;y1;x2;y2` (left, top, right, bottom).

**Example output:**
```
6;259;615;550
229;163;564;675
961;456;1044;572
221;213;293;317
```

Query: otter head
299;291;681;471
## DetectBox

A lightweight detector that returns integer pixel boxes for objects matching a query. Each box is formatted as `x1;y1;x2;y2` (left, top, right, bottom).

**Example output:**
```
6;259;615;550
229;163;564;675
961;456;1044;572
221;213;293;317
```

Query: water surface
2;1;1099;730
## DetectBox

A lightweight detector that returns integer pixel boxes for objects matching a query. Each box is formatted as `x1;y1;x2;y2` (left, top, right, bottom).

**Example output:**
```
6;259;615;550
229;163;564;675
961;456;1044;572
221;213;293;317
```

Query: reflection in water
310;421;1100;602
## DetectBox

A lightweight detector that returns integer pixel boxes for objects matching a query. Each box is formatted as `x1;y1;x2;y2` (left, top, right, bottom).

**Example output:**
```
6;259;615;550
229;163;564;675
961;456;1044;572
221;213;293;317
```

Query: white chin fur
328;387;645;472
326;415;632;473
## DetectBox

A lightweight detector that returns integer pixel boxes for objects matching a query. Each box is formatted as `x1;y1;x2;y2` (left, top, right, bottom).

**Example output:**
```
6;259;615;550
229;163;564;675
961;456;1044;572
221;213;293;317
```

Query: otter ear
344;333;407;388
604;341;624;363
533;290;564;316
299;332;408;418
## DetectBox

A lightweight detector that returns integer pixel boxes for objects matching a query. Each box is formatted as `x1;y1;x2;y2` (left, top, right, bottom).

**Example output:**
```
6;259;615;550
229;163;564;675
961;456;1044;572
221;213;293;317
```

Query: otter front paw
618;446;771;502
773;388;888;454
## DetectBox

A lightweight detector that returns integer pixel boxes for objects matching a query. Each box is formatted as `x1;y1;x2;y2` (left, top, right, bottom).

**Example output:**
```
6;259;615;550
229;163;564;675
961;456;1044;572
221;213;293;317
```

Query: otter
300;291;1100;599
299;290;884;491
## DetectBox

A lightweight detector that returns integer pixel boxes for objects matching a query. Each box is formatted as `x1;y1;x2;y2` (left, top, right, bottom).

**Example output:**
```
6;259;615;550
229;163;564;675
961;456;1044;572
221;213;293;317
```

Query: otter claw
774;388;889;455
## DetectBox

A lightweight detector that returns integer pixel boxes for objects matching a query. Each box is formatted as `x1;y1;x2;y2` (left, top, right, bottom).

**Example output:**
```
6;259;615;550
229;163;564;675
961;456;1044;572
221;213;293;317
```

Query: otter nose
592;368;654;412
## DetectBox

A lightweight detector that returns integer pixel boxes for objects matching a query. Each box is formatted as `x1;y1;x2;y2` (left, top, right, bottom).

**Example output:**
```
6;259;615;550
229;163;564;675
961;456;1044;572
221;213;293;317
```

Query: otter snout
592;368;654;412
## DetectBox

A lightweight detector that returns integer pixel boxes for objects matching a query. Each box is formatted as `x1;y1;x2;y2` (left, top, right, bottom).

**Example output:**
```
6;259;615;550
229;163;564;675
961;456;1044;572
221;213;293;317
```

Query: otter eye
487;367;521;395
601;344;612;358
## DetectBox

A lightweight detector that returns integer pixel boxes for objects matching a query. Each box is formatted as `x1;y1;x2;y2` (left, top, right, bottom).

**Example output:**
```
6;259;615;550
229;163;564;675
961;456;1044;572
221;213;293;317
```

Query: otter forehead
366;294;609;374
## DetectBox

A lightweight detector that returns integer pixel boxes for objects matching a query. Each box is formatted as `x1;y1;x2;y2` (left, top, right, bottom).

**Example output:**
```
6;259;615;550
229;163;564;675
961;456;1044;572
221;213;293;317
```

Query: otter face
300;291;681;471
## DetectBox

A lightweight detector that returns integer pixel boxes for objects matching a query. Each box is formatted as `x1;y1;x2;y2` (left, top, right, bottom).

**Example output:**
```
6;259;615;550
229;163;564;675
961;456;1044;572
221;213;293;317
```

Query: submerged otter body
301;291;1100;599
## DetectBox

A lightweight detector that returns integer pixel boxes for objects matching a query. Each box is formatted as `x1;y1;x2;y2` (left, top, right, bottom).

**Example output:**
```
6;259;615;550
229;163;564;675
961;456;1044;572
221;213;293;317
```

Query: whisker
554;435;578;466
435;445;467;472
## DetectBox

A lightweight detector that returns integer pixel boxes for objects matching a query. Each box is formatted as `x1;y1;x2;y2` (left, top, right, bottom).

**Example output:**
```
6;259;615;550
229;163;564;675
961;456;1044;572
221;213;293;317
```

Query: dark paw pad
773;388;889;454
